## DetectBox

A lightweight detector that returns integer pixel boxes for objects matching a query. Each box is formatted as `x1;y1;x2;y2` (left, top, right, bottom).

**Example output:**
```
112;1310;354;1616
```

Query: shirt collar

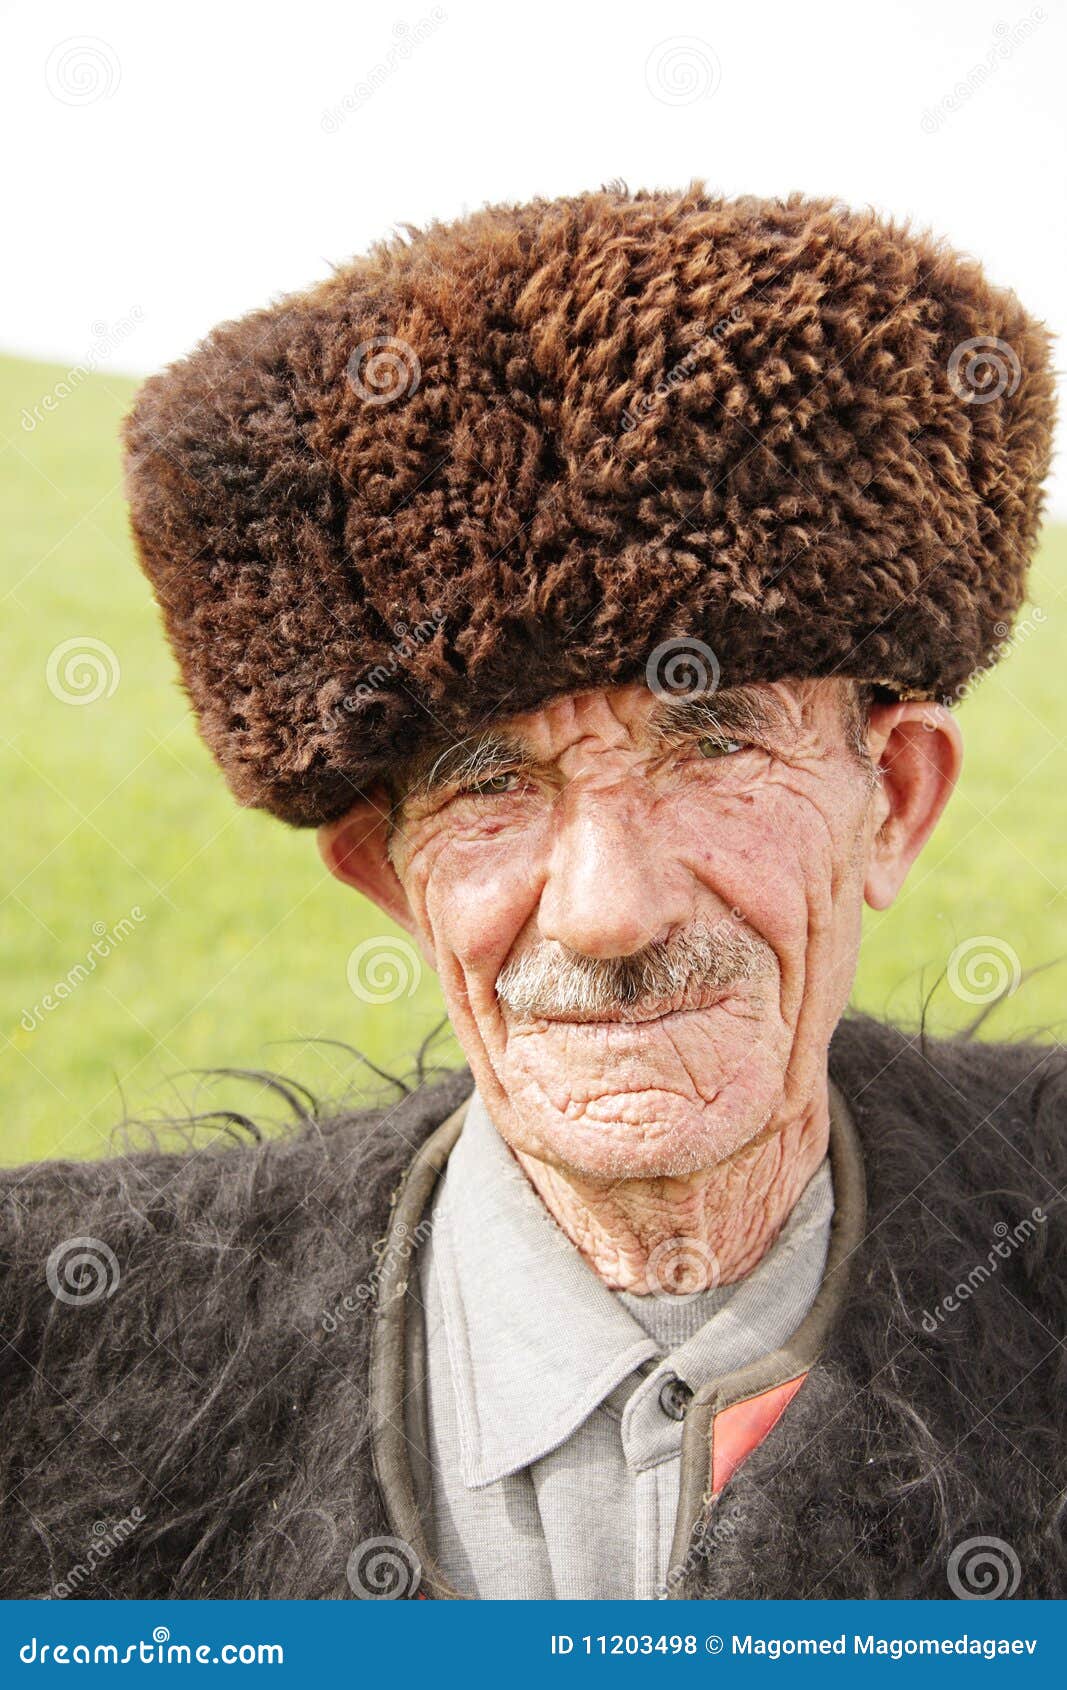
430;1089;834;1489
664;1158;834;1393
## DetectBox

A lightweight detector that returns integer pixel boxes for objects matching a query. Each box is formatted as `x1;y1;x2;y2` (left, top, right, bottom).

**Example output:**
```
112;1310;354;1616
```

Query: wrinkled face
384;678;884;1179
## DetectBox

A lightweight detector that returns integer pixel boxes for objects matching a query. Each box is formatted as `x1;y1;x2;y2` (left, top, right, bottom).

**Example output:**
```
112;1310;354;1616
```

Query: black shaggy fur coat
1;1015;1065;1600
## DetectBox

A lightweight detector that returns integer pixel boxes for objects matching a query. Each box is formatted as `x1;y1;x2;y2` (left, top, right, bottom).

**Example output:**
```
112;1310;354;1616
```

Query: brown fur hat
124;184;1056;827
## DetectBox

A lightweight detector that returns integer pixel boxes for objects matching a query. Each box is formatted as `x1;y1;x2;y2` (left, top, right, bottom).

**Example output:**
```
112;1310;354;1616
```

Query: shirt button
658;1376;694;1421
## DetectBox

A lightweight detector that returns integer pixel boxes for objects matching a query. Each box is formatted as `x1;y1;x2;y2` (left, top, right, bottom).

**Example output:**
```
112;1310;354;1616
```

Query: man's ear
316;791;417;937
863;702;964;911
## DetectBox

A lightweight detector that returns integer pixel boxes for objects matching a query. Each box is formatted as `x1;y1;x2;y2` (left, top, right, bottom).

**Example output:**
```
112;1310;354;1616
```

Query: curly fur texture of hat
124;184;1056;827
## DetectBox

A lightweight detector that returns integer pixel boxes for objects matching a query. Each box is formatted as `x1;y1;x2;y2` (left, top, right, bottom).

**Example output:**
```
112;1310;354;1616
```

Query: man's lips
501;988;734;1028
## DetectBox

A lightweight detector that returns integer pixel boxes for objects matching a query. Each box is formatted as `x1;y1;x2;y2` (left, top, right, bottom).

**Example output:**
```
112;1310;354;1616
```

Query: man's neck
513;1097;830;1293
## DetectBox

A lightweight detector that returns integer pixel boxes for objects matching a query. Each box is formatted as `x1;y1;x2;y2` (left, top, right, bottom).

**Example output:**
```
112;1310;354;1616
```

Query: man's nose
537;788;689;959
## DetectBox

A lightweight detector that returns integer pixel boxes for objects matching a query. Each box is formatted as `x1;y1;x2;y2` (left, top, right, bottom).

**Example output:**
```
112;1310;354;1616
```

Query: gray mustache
495;920;773;1020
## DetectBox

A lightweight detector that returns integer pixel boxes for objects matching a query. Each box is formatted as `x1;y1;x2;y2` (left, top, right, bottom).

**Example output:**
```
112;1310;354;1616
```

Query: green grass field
2;351;1065;1164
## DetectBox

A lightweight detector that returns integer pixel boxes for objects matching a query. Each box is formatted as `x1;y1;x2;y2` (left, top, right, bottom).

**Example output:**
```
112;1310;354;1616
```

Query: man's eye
464;770;521;796
696;737;744;759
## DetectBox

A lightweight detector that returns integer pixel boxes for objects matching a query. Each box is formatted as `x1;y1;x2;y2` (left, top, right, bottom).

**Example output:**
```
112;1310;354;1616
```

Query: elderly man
2;187;1063;1602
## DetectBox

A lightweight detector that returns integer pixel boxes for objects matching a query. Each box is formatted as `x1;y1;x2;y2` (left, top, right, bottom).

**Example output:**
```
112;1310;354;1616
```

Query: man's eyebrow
397;731;534;803
647;686;793;745
393;687;795;807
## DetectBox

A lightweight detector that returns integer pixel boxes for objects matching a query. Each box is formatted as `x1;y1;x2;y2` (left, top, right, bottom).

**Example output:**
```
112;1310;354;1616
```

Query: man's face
379;678;890;1180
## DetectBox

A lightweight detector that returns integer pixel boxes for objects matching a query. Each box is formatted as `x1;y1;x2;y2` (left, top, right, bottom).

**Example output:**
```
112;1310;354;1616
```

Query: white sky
3;0;1064;509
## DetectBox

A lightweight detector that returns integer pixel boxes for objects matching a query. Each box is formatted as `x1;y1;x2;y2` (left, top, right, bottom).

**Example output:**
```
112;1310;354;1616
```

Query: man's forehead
397;679;837;799
498;680;800;743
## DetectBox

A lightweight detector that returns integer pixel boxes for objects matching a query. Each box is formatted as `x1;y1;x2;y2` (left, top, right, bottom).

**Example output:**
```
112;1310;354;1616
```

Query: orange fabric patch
710;1373;808;1495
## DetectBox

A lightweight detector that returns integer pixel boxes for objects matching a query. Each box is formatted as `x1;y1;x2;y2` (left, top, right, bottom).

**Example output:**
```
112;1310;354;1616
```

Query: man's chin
502;1082;773;1181
479;998;788;1178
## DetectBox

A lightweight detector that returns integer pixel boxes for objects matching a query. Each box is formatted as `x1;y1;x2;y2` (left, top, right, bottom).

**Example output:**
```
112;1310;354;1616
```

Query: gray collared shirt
404;1090;834;1600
